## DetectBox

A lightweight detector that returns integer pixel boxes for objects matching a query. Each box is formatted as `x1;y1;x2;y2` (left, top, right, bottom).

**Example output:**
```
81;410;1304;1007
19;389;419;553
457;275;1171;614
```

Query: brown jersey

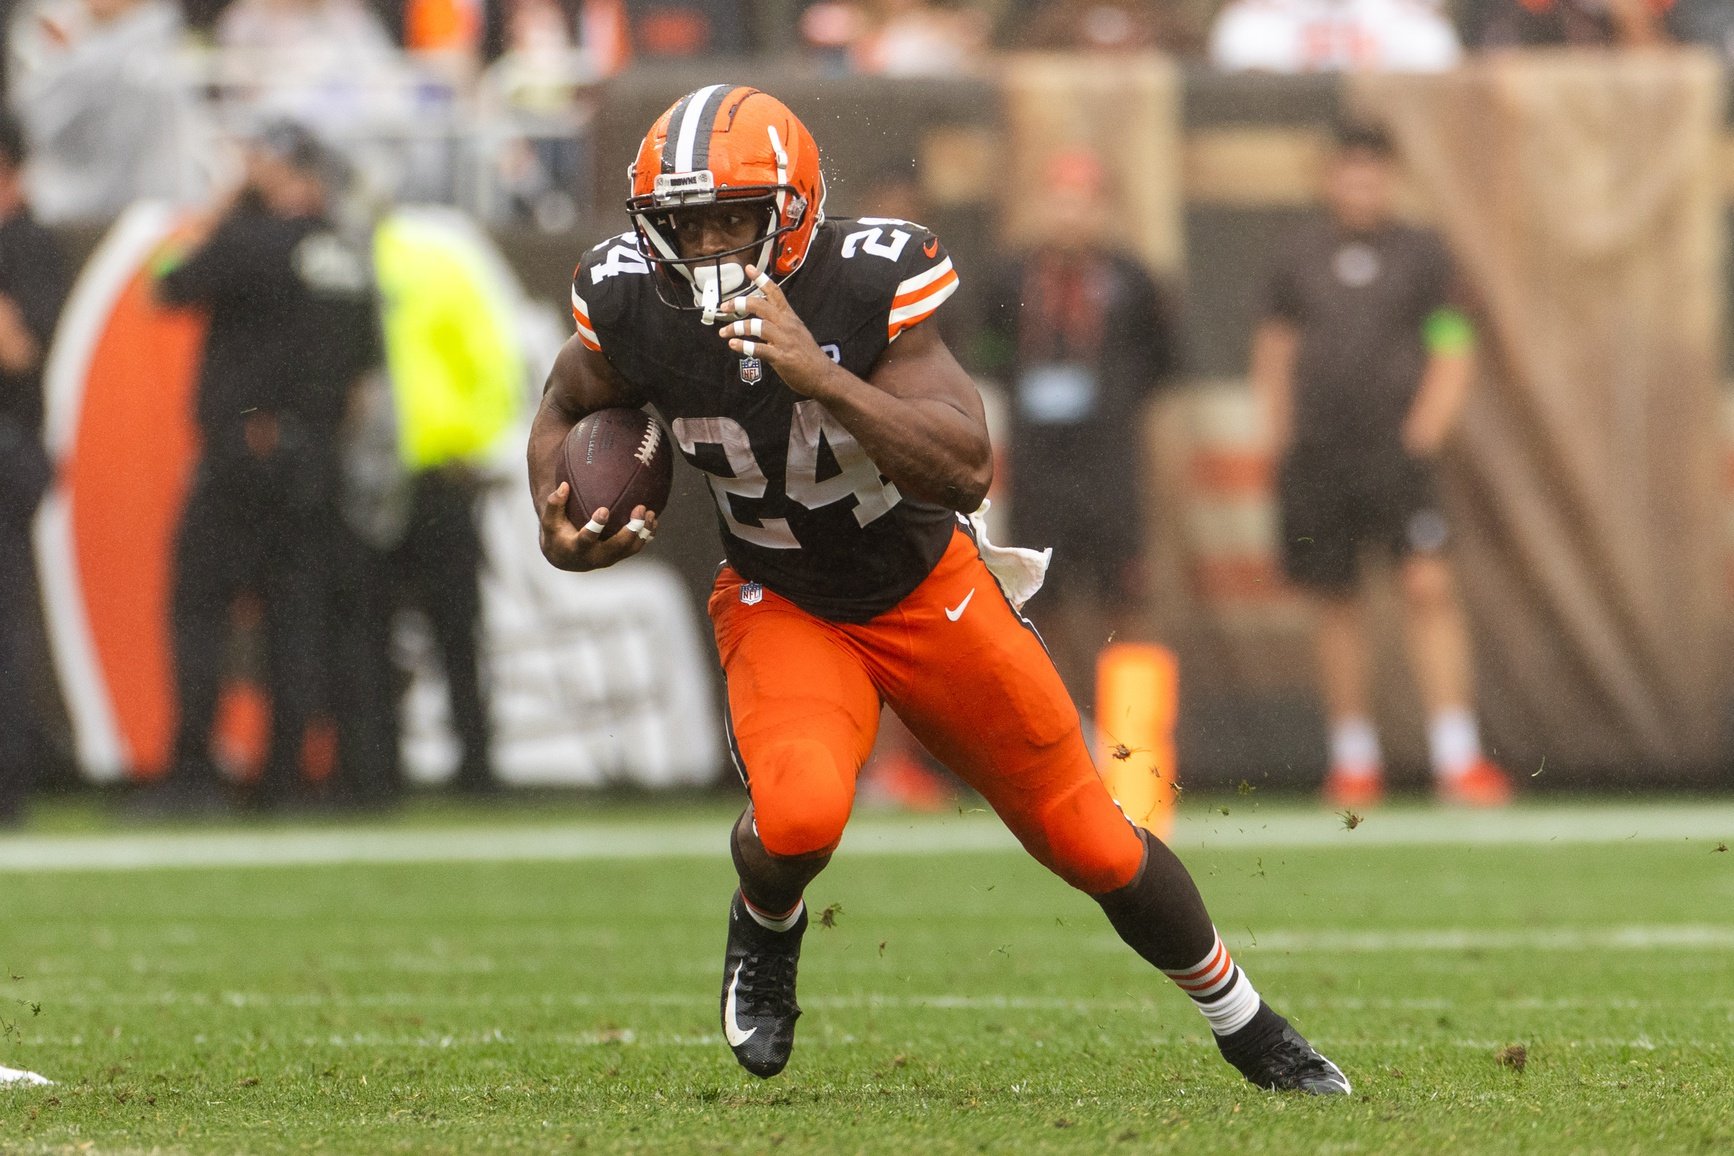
571;217;962;622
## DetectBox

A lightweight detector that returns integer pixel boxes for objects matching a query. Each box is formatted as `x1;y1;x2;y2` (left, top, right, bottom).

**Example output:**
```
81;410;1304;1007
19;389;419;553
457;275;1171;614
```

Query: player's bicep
544;333;644;419
868;322;986;428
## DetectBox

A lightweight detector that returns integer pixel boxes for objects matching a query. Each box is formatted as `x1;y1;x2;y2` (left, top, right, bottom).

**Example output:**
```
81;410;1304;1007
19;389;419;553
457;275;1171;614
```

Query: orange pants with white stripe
709;528;1146;896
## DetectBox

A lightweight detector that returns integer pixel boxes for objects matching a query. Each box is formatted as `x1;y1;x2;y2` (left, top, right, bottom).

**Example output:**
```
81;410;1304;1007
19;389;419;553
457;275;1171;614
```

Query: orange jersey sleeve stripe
571;287;601;351
891;267;958;311
887;276;960;339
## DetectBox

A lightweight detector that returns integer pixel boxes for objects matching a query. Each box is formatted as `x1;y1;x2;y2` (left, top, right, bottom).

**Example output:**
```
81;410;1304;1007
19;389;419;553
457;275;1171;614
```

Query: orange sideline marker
1095;643;1179;840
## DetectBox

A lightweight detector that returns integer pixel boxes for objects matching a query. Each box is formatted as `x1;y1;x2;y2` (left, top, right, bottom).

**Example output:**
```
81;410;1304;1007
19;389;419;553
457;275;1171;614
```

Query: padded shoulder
570;231;653;353
816;217;960;342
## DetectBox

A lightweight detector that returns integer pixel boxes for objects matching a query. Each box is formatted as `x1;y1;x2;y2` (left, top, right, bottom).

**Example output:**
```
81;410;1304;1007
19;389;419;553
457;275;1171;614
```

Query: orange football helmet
627;85;827;321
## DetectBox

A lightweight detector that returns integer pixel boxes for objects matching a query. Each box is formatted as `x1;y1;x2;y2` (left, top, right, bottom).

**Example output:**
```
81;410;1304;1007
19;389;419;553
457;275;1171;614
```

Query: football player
528;84;1349;1094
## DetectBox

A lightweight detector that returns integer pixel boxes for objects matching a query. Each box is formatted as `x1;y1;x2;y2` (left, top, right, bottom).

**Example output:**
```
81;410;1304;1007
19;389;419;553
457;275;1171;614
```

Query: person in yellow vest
371;209;523;794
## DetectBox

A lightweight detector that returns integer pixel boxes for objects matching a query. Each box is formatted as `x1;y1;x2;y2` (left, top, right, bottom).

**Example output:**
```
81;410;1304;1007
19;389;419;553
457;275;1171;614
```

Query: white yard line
33;990;1734;1013
1239;925;1734;952
0;802;1731;873
5;1030;1723;1054
252;1033;1734;1051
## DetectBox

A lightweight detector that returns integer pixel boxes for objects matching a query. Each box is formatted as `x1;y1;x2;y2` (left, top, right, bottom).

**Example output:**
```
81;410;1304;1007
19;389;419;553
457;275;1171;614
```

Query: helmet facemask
629;170;807;324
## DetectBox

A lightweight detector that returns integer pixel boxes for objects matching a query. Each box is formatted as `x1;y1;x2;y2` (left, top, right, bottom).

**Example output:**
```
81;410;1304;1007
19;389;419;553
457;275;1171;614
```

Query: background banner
1355;54;1729;776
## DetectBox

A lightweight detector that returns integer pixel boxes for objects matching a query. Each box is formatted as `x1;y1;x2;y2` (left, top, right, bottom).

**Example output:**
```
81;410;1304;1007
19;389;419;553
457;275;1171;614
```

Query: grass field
2;796;1732;1154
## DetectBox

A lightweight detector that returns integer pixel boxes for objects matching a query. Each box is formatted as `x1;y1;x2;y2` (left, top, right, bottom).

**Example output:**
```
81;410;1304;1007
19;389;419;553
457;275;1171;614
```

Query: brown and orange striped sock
1162;929;1264;1038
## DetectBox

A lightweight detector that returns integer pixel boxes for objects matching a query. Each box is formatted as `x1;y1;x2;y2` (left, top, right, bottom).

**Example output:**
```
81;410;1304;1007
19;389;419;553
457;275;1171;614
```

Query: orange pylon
1095;642;1179;839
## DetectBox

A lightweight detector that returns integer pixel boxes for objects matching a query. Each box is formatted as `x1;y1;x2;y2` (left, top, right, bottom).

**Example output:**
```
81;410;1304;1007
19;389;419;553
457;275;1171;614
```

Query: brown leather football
554;407;673;537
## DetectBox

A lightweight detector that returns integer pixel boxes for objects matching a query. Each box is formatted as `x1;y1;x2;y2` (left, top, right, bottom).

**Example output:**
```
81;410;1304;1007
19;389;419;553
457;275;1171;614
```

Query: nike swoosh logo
724;963;757;1047
945;589;975;622
923;237;940;258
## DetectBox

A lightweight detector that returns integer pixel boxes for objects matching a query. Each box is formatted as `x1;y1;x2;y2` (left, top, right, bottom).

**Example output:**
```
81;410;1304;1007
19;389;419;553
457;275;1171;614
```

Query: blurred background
3;0;1732;817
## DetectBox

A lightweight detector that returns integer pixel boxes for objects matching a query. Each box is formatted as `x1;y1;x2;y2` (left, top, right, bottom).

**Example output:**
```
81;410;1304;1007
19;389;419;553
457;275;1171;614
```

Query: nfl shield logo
739;356;763;384
740;581;764;606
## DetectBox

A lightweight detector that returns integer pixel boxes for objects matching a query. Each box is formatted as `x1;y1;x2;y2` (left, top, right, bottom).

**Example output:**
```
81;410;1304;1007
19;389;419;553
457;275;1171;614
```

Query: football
554;407;674;537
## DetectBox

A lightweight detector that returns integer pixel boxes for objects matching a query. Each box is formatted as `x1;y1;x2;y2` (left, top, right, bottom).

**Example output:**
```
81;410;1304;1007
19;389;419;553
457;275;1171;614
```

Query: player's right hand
538;483;658;572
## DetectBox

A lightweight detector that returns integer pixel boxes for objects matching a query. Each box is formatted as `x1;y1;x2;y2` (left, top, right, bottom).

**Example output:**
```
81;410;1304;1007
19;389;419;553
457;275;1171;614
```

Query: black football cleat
1225;1021;1352;1095
719;890;806;1078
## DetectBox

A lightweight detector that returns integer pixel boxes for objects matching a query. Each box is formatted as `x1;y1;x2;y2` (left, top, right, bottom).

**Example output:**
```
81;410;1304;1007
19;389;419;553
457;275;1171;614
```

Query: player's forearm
809;364;993;511
529;336;640;509
526;391;581;509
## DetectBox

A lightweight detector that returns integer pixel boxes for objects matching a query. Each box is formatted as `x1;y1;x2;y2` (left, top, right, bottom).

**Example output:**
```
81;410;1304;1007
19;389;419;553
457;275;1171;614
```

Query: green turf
2;801;1732;1154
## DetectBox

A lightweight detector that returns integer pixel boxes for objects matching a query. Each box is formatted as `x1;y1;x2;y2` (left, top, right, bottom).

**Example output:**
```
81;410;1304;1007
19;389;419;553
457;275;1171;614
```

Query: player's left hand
717;265;838;398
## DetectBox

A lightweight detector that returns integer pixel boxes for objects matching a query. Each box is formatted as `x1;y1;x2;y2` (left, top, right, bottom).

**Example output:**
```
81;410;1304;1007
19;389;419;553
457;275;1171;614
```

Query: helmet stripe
660;90;700;174
669;83;731;174
765;123;789;226
685;84;737;173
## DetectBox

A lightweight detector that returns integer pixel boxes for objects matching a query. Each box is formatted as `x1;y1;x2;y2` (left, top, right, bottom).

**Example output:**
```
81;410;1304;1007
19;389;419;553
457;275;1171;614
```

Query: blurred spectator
150;120;380;812
1014;0;1197;53
215;0;409;138
575;0;630;73
6;0;209;223
0;113;67;827
799;1;868;70
625;0;753;58
854;0;988;74
976;149;1178;705
485;0;746;76
217;0;399;62
369;210;525;796
487;0;588;230
403;0;483;58
1211;0;1464;71
1251;123;1511;808
1465;0;1671;46
505;0;578;64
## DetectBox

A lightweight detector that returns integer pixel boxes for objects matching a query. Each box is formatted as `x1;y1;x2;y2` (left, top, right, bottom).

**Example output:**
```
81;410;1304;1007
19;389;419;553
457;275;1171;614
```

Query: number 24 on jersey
673;402;900;550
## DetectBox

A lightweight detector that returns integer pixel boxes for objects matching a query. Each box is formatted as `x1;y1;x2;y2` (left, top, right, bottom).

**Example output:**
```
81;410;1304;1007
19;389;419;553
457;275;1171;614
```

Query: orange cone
1095;643;1179;840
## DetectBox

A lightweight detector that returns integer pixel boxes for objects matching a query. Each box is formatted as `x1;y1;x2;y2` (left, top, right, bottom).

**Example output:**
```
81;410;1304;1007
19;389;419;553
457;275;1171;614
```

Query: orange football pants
709;527;1145;895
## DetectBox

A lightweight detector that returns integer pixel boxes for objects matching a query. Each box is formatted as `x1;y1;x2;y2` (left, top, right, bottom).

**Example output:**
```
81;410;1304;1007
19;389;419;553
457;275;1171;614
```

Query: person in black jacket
150;120;379;811
0;114;68;827
977;149;1179;702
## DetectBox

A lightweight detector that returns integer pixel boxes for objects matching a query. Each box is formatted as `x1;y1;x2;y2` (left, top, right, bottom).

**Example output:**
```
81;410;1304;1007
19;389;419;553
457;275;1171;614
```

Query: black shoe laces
1260;1034;1335;1085
735;947;799;1018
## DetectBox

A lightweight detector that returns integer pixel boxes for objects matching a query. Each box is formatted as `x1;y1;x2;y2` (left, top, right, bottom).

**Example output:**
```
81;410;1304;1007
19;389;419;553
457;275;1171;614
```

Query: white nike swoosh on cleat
1318;1060;1352;1094
0;1065;53;1086
944;589;975;622
724;963;757;1047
